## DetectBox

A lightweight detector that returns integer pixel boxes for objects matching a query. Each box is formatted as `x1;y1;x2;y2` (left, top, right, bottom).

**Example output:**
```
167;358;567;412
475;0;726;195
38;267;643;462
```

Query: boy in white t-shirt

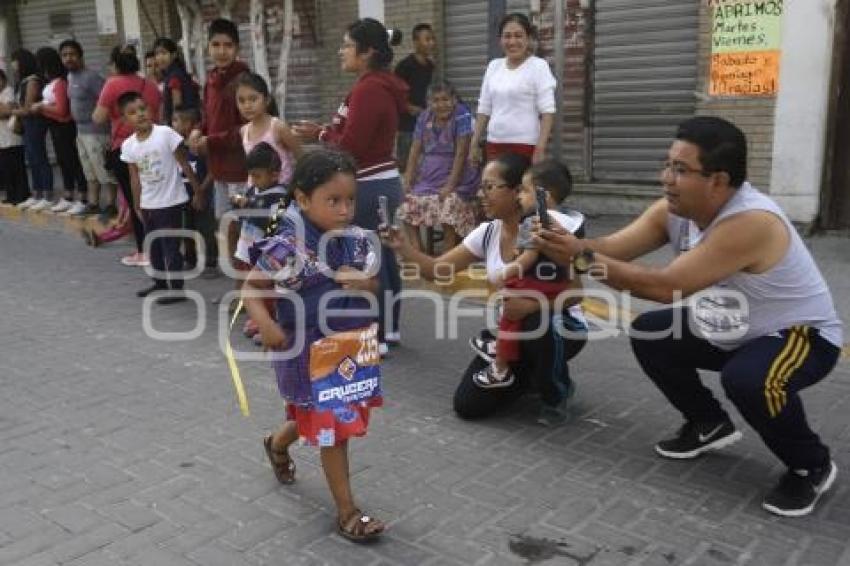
119;91;202;303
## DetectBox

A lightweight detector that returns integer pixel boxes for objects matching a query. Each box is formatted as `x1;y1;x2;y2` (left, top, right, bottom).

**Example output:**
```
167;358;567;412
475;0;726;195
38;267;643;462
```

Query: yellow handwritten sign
709;0;783;97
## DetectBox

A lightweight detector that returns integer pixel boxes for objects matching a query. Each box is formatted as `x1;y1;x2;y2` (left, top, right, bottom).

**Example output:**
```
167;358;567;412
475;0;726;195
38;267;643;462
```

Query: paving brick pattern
1;218;849;565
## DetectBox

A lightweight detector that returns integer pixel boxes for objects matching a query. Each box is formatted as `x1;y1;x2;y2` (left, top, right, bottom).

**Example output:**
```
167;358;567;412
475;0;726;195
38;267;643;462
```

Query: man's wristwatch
572;248;595;274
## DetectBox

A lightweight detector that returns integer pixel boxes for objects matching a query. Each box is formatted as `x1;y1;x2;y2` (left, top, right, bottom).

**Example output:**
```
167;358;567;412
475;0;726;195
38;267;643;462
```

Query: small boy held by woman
470;158;585;397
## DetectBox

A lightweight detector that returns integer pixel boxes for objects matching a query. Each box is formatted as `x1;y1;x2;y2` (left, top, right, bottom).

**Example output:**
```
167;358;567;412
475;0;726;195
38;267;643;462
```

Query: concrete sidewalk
0;216;848;565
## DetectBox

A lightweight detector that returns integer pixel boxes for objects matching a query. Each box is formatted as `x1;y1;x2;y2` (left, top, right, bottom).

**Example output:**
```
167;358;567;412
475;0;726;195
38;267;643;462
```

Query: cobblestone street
1;217;850;566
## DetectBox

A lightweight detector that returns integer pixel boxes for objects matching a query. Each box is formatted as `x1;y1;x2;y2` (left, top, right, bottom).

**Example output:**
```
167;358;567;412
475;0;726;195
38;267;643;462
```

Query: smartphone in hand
535;187;550;229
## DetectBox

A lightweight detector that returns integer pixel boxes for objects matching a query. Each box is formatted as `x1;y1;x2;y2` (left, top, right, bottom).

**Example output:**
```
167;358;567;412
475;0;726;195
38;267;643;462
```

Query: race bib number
309;324;381;410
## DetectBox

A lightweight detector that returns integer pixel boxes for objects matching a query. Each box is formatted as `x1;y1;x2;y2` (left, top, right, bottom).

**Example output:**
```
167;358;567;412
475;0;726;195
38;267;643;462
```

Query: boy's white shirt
120;124;189;209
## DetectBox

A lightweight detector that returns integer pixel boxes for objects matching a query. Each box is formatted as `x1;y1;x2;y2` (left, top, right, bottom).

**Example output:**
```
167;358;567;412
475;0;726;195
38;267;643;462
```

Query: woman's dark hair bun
387;28;403;46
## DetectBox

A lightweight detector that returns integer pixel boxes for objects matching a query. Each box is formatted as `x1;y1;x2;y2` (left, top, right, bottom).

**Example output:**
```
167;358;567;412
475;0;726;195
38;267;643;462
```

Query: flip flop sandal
263;435;296;484
338;509;384;543
472;364;516;389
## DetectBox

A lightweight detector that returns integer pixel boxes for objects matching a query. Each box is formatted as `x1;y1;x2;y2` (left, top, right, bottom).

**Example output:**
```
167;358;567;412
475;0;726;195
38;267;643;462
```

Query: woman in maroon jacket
295;18;408;353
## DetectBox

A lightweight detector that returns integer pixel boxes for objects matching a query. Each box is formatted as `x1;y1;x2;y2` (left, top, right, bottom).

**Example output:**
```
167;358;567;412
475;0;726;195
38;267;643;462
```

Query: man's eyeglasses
661;161;711;178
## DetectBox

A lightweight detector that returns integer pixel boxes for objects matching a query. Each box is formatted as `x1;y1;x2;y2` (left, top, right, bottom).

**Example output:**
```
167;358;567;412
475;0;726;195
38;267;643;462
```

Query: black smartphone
535;187;550;229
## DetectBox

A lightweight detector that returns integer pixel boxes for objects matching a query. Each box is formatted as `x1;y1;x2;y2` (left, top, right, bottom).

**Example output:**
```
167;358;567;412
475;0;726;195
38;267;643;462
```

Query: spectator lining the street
34;46;88;216
60;39;118;218
232;142;288;344
11;48;51;211
243;148;385;543
153;37;200;126
470;12;556;165
399;81;481;251
394;22;435;173
293;18;408;354
382;152;587;423
172;105;215;274
0;68;29;205
237;71;301;186
94;44;162;267
187;18;250;281
119;91;201;304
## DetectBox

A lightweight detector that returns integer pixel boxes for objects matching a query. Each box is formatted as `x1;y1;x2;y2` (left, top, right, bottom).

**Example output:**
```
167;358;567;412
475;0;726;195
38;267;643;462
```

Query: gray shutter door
16;0;113;77
592;0;698;183
444;0;490;110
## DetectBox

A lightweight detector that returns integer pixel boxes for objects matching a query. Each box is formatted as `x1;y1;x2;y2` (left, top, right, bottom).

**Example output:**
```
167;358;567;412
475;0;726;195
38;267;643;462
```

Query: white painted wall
120;0;143;50
770;0;837;222
358;0;384;22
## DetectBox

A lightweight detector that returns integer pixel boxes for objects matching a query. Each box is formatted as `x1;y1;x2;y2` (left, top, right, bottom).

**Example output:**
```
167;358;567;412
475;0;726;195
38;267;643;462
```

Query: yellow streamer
225;299;251;416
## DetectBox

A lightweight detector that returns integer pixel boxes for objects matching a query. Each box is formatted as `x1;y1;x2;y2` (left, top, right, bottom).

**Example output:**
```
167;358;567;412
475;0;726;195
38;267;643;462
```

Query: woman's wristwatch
572;248;595;274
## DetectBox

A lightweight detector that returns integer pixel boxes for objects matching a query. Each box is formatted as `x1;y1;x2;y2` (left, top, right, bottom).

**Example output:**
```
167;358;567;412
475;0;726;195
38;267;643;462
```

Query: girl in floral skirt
242;148;385;542
399;81;481;251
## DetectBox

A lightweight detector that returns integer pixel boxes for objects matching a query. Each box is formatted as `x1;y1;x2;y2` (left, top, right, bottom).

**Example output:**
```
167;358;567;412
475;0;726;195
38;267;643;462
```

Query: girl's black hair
498;12;535;38
531;158;573;204
0;69;7;85
110;45;140;75
10;49;40;82
347;18;403;70
235;71;279;117
153;37;186;69
492;152;531;189
36;47;66;81
284;148;357;208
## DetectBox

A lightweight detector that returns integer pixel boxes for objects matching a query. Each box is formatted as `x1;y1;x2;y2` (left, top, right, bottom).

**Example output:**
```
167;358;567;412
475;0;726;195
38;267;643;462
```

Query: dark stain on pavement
509;534;600;565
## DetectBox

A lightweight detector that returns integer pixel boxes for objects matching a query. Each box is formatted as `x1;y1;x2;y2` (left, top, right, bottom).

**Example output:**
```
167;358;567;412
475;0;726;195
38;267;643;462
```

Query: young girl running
243;148;385;542
399;81;480;251
153;37;200;126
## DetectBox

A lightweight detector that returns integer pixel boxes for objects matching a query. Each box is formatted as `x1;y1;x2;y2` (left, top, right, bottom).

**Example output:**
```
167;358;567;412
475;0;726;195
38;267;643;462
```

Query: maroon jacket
201;61;250;182
320;70;409;178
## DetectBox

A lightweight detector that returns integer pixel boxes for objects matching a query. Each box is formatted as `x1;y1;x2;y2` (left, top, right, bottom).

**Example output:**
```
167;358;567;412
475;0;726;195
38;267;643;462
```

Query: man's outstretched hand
533;224;584;267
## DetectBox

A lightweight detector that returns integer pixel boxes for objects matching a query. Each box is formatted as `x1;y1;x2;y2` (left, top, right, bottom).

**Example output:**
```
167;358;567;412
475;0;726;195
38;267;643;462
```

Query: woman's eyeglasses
480;182;511;193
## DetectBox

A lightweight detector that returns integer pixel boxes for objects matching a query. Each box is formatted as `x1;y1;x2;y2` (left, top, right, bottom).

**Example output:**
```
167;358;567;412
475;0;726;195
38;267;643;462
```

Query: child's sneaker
469;335;497;363
472;361;514;389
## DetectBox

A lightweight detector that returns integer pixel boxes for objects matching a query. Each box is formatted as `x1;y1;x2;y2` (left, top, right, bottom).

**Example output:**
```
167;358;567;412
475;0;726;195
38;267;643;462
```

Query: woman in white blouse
470;12;557;165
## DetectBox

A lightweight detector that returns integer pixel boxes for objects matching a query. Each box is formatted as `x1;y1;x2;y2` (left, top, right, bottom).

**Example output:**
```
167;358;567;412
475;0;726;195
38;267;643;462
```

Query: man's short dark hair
245;142;282;172
117;91;143;113
412;23;433;39
209;18;240;44
58;39;83;57
675;116;748;188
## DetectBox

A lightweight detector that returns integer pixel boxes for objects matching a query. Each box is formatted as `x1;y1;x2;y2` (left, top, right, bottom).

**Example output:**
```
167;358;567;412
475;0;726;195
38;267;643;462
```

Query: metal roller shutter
16;0;113;77
443;0;490;110
538;0;589;180
591;0;698;183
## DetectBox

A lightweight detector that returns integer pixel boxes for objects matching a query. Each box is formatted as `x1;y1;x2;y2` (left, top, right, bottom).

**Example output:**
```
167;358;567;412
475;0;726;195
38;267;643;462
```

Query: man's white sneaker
50;198;73;213
30;199;54;211
17;197;38;209
64;201;88;216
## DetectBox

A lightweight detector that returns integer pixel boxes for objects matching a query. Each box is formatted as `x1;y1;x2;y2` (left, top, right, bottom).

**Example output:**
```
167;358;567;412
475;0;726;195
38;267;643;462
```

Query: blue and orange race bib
309;324;382;411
